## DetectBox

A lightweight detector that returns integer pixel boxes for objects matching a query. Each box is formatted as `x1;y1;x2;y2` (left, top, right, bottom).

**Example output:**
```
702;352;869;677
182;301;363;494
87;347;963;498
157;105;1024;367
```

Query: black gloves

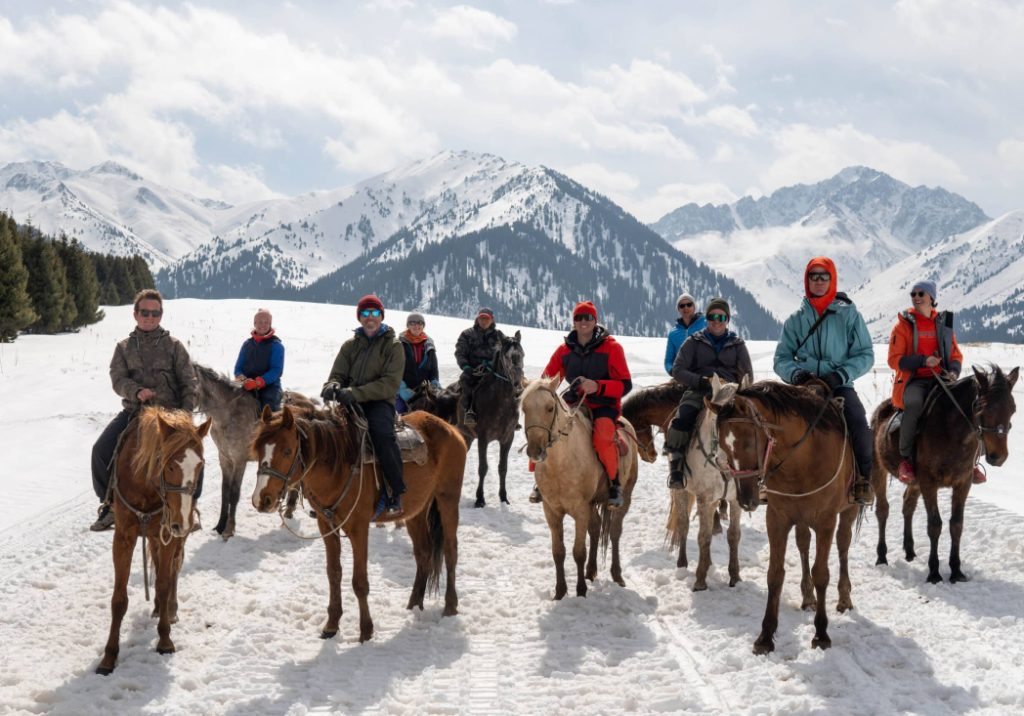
790;369;813;385
320;382;341;402
697;376;714;397
822;372;844;390
561;387;581;405
336;388;357;407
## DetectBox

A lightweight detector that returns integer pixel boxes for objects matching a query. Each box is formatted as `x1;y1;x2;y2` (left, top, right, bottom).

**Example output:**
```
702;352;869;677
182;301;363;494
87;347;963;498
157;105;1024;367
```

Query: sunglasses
707;314;729;323
359;308;382;318
677;302;694;309
910;291;928;298
808;272;831;282
573;314;596;322
137;309;162;318
407;320;424;326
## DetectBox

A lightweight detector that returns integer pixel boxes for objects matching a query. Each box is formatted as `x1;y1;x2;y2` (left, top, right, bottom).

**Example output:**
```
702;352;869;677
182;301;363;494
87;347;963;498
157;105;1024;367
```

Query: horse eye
546;406;554;413
283;447;292;456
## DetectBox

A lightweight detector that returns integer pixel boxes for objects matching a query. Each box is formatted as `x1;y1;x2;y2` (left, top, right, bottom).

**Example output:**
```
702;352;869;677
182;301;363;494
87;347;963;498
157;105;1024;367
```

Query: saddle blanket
361;420;429;466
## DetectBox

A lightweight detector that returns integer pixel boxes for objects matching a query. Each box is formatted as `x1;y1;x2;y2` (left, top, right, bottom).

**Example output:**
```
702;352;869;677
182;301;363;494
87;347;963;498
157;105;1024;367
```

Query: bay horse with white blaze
871;365;1018;583
709;380;863;655
251;405;466;642
97;407;211;675
521;377;639;598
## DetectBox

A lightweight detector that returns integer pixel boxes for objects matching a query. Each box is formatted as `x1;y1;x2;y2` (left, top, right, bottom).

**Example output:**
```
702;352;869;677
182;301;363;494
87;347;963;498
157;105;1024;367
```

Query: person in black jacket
454;308;504;427
665;298;753;489
234;308;284;412
396;312;440;414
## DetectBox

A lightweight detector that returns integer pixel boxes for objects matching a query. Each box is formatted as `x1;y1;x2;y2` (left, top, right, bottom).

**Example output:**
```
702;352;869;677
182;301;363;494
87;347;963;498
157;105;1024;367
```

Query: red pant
592;417;618;482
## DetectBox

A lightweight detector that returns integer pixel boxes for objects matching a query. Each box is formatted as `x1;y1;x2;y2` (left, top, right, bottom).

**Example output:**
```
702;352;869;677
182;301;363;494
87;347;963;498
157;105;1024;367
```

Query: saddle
614;419;631;457
359;418;429;466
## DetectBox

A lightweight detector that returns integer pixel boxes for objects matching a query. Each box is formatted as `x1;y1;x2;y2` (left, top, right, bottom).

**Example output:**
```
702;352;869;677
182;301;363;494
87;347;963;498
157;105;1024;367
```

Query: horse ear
157;413;175;440
711;375;724;394
514;330;521;342
1007;366;1020;389
281;405;294;429
261;404;274;422
740;374;752;389
973;365;989;391
197;416;212;439
547;375;561;392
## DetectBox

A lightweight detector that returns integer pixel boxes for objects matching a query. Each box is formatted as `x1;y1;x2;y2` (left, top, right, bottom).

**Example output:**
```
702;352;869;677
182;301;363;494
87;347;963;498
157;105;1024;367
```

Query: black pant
834;387;873;478
899;378;935;458
91;408;204;504
458;372;481;410
670;390;704;433
362;400;405;498
256;383;282;412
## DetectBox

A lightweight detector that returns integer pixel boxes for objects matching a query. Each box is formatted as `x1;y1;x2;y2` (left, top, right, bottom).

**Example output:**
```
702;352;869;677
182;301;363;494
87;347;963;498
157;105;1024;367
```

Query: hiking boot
667;453;686;490
972;465;987;485
464;409;477;428
850;476;873;506
897;459;916;485
386;495;404;518
90;506;114;532
529;484;543;503
372;492;389;521
607;479;624;508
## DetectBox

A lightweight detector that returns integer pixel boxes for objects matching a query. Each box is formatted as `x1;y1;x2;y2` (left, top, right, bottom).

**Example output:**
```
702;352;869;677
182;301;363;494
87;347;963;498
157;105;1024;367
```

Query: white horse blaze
724;431;741;471
251;442;277;508
177;448;202;528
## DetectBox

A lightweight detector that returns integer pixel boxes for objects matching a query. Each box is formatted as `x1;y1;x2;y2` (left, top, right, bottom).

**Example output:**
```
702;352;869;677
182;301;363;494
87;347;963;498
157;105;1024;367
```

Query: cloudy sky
1;0;1021;221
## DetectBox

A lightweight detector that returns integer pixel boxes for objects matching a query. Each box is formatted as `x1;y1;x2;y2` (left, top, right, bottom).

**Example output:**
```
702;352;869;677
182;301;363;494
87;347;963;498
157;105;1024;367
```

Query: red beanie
356;294;384;318
572;300;598;321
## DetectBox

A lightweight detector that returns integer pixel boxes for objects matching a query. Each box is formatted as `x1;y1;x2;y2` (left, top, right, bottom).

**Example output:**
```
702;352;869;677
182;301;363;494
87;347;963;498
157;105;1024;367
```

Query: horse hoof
359;631;373;643
692;582;707;592
752;640;774;655
443;606;459;617
811;636;832;650
613;576;625;587
729;576;741;587
677;558;688;569
875;556;888;566
927;573;943;584
950;572;971;583
95;665;113;676
836;601;853;613
500;497;510;505
801;601;817;612
474;498;485;508
157;644;175;655
320;630;337;640
905;551;916;562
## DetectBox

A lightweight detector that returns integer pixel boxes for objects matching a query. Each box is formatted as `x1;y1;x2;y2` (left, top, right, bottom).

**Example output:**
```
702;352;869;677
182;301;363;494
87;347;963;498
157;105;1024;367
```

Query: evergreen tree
129;255;155;292
0;213;37;341
57;234;101;327
21;229;72;333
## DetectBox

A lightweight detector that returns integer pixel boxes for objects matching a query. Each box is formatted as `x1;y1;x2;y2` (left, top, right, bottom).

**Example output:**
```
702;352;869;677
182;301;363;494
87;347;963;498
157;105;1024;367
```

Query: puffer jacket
887;308;963;409
324;325;404;404
671;329;753;389
110;327;197;411
774;294;874;387
664;313;707;374
543;326;632;413
455;323;504;370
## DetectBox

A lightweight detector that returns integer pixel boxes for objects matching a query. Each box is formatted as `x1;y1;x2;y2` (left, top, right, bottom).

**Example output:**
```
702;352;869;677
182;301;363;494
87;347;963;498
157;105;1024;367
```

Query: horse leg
674;490;692;569
571;508;590;597
902;485;920;562
585;504;600;582
475;439;488;508
544;506;568;600
225;468;244;539
404;512;431;611
948;481;971;583
693;496;716;592
873;459;890;565
168;540;184;624
318;518;344;639
754;509;791;655
796;523;815;611
153;542;177;655
350;526;373;642
712;499;724;535
835;507;856;613
726;497;742;587
920;486;944;583
214;457;233;535
97;529;137;674
609;509;626;587
811;515;838;650
440;497;460;616
497;438;512;505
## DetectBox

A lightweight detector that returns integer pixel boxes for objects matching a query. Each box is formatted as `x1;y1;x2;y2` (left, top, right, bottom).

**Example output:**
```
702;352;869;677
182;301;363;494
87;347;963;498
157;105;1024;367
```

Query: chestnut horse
521;377;639;599
97;407;211;675
871;365;1018;582
709;381;863;655
621;380;683;463
251;406;466;642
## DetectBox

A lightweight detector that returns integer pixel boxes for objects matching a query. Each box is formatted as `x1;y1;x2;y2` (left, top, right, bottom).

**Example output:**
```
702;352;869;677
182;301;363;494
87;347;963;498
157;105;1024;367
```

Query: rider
397;312;440;414
887;280;968;485
233;308;284;412
774;257;875;505
455;307;505;428
320;294;406;518
664;298;753;489
664;292;707;375
89;289;199;531
535;301;633;507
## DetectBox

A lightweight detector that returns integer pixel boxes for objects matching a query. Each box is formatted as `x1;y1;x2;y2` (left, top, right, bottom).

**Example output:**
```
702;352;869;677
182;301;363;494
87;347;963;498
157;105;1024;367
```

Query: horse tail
425;499;445;596
598;501;613;557
854;501;867;538
666;494;681;549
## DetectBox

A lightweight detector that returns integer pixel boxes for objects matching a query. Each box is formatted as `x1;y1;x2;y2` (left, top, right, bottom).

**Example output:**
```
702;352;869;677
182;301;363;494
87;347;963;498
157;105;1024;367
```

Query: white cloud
629;181;738;222
208;164;283;204
997;138;1024;169
426;5;517;51
588;60;708;117
684;104;759;137
561;163;639;195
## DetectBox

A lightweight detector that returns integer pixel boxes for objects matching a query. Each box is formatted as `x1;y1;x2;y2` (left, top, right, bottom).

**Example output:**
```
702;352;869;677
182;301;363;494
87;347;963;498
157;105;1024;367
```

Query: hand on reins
242;377;265;391
577;378;599;395
821;372;844;391
136;388;156;402
320;381;342;402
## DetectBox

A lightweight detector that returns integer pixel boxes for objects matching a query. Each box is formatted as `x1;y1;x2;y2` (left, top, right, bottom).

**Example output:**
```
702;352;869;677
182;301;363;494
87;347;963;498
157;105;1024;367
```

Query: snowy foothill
2;298;1023;715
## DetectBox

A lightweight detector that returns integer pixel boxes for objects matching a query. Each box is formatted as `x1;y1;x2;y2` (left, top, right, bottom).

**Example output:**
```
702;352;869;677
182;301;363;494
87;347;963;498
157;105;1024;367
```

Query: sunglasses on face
137;309;162;318
677;302;694;309
573;314;596;323
359;308;382;318
707;314;729;323
407;320;424;326
808;272;831;282
910;291;928;298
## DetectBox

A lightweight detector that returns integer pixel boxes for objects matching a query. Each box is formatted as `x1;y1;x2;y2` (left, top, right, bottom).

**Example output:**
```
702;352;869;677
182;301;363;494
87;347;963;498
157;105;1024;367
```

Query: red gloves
243;377;266;391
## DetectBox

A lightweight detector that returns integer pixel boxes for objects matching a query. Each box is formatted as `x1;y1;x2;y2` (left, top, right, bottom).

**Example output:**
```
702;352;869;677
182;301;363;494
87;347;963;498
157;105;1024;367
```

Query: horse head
497;330;526;387
250;405;302;513
707;392;764;511
521;376;563;463
975;365;1019;467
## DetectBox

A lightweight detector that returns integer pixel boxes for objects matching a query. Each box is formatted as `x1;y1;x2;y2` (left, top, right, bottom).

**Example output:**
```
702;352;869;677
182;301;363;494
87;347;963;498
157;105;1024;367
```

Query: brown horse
250;405;467;642
97;407;211;675
709;381;862;655
521;377;639;599
871;365;1018;583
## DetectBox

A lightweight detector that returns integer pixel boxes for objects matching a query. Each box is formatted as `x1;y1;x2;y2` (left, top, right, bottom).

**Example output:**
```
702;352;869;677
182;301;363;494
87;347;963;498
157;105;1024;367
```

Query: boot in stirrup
850;474;873;506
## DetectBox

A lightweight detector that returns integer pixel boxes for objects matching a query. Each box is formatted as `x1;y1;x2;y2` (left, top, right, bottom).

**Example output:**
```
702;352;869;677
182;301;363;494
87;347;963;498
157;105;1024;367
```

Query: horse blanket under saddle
359;419;429;466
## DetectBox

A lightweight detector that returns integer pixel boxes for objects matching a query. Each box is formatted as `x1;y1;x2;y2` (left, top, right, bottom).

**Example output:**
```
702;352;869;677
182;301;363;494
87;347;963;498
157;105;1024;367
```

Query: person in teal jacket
773;256;874;504
663;292;707;374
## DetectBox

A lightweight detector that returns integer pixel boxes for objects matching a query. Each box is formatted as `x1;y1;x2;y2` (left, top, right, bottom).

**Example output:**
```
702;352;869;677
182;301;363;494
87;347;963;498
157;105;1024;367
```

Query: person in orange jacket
887;280;966;484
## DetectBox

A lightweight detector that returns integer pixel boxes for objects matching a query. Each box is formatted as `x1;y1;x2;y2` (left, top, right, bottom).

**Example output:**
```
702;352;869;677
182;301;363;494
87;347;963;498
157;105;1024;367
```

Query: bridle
930;372;1011;441
523;385;582;450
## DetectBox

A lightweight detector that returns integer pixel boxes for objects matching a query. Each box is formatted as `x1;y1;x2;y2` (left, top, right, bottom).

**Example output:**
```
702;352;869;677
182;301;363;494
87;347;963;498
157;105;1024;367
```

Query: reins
521;384;585;451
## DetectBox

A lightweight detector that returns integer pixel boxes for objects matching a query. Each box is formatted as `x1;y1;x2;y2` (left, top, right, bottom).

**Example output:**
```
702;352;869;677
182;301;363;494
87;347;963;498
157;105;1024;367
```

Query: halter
522;384;583;450
930;372;1011;440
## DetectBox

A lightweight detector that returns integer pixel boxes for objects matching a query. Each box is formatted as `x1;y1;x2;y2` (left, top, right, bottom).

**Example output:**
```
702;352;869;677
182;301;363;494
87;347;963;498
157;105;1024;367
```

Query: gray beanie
677;292;695;307
407;312;426;325
705;297;731;319
911;281;937;304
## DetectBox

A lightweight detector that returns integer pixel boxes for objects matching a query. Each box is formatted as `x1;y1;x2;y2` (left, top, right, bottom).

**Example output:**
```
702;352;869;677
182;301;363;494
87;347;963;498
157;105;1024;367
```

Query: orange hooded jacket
887;308;963;409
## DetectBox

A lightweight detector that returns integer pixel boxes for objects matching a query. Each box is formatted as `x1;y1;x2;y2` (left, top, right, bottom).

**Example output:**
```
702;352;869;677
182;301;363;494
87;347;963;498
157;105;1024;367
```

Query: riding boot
607;477;624;508
90;504;114;532
850;474;873;505
461;393;477;427
665;429;690;490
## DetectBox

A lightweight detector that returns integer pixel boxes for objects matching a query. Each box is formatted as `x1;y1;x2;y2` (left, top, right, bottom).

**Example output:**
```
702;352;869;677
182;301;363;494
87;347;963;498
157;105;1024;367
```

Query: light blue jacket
664;313;707;374
773;294;873;387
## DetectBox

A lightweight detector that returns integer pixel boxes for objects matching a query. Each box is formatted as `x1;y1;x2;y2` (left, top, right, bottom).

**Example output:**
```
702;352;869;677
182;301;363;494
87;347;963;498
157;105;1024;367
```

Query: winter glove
697;376;714;397
561;387;581;405
461;365;473;374
320;382;342;402
335;388;357;407
398;384;414;401
790;369;813;385
242;377;266;391
822;372;844;390
430;380;441;389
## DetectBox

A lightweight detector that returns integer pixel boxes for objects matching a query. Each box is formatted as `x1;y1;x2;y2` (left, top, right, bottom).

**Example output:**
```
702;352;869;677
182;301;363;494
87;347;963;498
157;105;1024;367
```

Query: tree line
0;211;154;341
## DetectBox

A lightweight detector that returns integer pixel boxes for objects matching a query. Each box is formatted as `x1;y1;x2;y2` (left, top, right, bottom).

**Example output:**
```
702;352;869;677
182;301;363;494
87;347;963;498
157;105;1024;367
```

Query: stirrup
464;410;477;428
850;480;873;506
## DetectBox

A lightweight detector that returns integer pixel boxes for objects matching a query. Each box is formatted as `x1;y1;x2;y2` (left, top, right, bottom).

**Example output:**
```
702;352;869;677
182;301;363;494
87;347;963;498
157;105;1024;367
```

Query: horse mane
976;364;1016;412
130;407;202;480
729;380;845;435
622;381;684;418
252;407;358;466
193;362;247;410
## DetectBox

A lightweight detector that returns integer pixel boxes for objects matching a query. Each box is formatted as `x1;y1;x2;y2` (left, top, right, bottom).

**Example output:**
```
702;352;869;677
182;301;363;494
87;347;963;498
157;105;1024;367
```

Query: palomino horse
709;381;863;655
97;407;211;675
250;406;467;642
193;363;317;539
666;376;744;590
871;365;1018;583
521;377;639;599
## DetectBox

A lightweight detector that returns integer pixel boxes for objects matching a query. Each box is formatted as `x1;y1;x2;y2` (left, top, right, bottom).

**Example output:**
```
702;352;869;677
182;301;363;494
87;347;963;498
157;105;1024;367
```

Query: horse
520;376;639;599
250;405;467;642
97;407;211;675
871;365;1018;583
708;380;863;655
666;375;744;589
193;363;318;539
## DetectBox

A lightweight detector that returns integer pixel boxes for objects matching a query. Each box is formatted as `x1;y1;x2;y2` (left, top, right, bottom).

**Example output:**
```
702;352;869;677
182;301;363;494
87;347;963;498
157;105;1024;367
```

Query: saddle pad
886;411;903;437
361;421;429;466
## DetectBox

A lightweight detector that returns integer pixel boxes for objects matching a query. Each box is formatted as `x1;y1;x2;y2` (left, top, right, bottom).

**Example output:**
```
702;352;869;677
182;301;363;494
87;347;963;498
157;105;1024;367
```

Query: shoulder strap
794;309;831;353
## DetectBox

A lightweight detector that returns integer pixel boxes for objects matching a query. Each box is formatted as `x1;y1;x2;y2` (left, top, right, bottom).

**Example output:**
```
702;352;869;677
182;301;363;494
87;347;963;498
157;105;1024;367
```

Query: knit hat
476;307;494;320
356;294;384;318
573;300;598;321
911;280;937;303
407;312;425;325
705;297;730;320
676;292;695;307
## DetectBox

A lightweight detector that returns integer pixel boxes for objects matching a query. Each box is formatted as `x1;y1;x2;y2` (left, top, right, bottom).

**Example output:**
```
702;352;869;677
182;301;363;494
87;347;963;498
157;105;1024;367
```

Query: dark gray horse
193;363;317;539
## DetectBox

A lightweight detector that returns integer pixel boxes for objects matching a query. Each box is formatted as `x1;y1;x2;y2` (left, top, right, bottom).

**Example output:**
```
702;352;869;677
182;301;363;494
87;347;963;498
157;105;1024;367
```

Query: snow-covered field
2;299;1023;715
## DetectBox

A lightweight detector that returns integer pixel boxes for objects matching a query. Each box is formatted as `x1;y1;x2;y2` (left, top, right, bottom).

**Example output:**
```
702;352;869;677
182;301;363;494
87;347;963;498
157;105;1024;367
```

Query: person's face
677;299;695;320
134;299;163;332
807;269;831;298
573;313;596;338
253;312;272;335
407;320;424;337
477;315;493;330
706;312;729;336
910;289;934;314
359;308;383;335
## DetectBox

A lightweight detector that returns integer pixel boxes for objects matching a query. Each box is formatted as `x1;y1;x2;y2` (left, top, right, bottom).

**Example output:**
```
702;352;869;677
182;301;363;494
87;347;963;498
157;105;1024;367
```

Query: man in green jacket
321;294;406;518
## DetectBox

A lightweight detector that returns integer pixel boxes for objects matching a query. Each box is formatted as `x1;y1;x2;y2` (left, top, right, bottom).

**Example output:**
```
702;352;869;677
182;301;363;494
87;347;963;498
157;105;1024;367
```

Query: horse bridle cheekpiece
716;406;780;487
523;384;577;449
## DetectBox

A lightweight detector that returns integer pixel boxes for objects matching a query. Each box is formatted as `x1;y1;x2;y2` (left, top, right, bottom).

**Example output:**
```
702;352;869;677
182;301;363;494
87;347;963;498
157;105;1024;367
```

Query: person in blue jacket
773;257;874;504
664;292;707;374
396;312;440;414
234;308;284;412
